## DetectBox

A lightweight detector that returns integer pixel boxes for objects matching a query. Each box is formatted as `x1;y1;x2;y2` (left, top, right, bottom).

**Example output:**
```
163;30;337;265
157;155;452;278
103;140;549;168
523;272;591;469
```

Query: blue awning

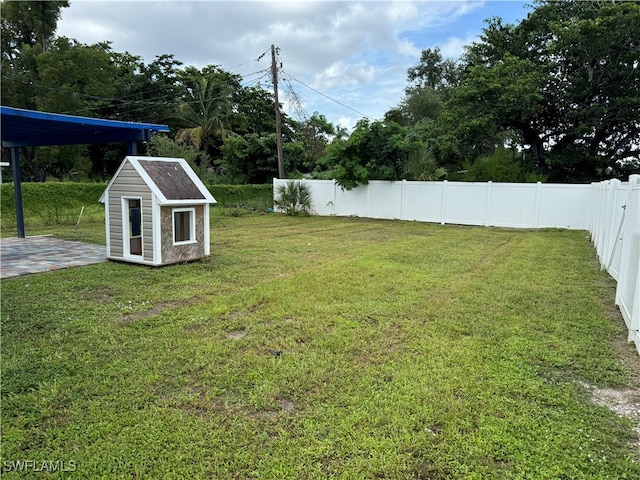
0;106;169;148
0;106;170;238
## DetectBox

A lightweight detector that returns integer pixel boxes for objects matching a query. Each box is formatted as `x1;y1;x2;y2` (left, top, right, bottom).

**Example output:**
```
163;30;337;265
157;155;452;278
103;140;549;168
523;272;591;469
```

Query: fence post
440;180;448;225
365;183;370;218
534;181;542;228
484;181;493;227
592;182;600;243
595;181;610;264
401;179;407;220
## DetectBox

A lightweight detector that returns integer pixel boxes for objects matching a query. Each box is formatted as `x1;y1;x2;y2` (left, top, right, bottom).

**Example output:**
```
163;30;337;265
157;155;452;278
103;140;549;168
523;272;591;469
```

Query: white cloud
438;34;481;59
55;0;528;127
338;115;357;132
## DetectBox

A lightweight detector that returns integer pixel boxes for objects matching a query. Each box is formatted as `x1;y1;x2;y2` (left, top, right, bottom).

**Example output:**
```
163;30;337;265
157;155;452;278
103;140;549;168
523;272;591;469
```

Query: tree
34;37;117;114
1;0;69;109
103;52;183;124
294;112;336;172
231;86;276;136
1;0;69;54
406;47;460;92
220;132;305;184
322;119;422;190
390;47;461;127
170;69;239;174
445;0;640;181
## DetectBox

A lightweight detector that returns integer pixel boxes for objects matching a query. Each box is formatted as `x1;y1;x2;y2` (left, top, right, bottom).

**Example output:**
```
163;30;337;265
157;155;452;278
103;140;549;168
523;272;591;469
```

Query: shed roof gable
100;156;216;205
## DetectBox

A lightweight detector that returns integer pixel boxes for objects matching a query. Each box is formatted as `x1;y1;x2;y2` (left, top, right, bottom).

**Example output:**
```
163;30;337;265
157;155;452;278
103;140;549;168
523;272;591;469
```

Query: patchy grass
1;216;638;479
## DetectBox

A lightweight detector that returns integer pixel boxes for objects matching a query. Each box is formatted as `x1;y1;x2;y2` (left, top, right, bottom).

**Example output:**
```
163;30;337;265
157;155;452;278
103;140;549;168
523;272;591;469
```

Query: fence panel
489;182;538;228
613;175;640;351
366;181;403;220
404;181;443;222
442;182;489;226
537;184;593;229
303;179;336;216
275;179;593;230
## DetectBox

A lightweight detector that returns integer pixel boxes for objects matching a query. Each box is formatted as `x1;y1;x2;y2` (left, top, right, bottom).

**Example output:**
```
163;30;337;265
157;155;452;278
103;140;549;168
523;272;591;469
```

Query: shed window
173;208;196;244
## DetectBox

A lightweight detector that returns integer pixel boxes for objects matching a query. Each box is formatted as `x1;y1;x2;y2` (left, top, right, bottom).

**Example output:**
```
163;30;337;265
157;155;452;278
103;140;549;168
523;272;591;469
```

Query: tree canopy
1;0;638;185
416;0;640;182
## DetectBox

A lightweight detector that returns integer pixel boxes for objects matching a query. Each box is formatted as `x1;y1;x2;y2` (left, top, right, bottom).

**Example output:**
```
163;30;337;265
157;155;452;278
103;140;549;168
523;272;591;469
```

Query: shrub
274;180;313;216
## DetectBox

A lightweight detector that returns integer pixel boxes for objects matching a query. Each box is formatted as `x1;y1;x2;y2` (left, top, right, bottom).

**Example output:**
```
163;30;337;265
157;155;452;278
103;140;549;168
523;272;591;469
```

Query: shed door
127;198;142;256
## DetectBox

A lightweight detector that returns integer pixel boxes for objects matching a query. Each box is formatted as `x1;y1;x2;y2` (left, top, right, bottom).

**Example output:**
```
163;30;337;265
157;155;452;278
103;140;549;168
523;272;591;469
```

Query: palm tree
172;75;237;173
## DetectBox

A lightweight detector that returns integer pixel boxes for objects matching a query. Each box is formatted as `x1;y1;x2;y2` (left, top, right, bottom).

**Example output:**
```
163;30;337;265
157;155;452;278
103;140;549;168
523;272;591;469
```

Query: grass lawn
1;215;639;479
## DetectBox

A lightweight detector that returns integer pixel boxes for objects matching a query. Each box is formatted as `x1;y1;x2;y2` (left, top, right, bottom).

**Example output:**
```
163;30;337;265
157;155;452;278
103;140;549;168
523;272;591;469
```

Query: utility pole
271;44;285;179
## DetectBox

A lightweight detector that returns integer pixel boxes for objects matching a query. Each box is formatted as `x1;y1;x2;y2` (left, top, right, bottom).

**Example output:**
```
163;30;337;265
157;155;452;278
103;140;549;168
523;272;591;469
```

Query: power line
280;69;372;120
231;47;271;69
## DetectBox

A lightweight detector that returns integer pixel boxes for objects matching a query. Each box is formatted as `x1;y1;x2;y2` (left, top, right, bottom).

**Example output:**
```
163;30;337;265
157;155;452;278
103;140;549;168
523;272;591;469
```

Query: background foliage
0;182;274;230
1;0;638;187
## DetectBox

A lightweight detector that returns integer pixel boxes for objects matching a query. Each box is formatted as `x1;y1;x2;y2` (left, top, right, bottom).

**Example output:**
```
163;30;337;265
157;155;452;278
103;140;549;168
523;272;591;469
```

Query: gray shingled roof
138;160;206;200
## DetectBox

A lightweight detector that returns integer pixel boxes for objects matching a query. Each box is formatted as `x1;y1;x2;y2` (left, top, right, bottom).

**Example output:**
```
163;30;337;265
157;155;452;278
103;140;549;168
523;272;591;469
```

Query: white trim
121;196;144;259
99;158;131;203
204;204;210;256
104;198;111;256
172;207;196;245
106;255;159;267
152;195;162;265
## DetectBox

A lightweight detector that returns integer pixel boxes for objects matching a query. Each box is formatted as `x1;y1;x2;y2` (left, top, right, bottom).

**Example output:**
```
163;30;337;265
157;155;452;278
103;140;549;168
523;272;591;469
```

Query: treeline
1;1;337;184
2;1;638;186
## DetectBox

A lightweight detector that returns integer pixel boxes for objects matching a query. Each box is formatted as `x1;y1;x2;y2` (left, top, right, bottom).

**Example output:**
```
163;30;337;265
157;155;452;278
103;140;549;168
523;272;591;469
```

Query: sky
56;0;531;131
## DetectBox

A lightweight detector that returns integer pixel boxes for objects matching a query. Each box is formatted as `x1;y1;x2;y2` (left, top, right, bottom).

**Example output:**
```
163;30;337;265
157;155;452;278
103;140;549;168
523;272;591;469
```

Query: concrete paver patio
0;236;106;280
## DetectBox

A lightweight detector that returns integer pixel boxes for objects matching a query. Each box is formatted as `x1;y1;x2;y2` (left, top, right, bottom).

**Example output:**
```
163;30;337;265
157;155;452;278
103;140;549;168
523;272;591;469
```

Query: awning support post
11;147;25;238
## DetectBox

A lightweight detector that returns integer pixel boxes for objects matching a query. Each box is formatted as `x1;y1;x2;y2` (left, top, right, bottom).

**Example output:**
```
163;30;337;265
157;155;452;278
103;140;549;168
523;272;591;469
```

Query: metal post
11;147;25;238
128;141;137;155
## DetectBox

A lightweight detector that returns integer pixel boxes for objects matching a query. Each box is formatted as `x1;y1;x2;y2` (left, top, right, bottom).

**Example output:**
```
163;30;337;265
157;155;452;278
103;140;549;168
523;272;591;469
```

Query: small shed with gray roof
99;156;216;266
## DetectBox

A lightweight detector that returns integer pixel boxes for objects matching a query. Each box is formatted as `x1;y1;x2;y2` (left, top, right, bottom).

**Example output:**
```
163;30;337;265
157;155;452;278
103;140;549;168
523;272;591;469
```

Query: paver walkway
0;236;106;280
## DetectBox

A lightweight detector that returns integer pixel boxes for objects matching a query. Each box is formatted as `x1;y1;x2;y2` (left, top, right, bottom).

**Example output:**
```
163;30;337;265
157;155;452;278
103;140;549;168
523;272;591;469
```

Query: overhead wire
4;45;372;125
231;47;270;69
280;69;372;120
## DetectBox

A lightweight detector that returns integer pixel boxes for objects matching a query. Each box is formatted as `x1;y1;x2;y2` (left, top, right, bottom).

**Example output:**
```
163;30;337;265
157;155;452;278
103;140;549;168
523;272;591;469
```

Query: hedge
0;182;273;228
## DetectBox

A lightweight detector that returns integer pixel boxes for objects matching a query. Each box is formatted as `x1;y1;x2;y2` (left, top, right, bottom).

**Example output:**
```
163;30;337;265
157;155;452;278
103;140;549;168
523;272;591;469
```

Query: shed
99;156;216;266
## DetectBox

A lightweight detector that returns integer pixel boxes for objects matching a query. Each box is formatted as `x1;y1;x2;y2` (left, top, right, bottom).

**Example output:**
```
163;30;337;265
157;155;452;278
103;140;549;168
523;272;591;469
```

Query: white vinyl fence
274;179;592;229
274;177;640;354
591;175;640;354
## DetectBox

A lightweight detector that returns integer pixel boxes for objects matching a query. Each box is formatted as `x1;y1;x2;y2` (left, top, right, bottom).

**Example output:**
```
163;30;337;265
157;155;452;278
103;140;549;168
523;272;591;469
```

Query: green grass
1;215;638;479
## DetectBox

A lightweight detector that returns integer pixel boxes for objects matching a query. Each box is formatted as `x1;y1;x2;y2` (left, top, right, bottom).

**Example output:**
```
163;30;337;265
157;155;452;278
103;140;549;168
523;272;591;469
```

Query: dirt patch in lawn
121;297;202;323
584;316;640;459
227;328;248;340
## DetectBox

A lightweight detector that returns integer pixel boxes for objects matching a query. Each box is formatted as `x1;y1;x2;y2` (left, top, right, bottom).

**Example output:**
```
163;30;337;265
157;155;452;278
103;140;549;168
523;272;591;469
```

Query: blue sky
57;1;531;130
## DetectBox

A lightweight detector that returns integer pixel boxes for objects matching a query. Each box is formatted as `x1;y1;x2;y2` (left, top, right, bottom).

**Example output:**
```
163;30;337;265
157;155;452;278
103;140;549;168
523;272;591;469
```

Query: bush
464;147;523;182
206;184;273;212
274;180;313;216
1;182;106;228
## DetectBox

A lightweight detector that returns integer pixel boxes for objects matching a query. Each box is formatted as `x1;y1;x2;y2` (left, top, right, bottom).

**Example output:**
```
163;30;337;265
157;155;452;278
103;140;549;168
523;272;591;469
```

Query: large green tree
441;0;640;181
167;67;242;174
321;119;422;190
387;47;460;127
0;0;69;54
